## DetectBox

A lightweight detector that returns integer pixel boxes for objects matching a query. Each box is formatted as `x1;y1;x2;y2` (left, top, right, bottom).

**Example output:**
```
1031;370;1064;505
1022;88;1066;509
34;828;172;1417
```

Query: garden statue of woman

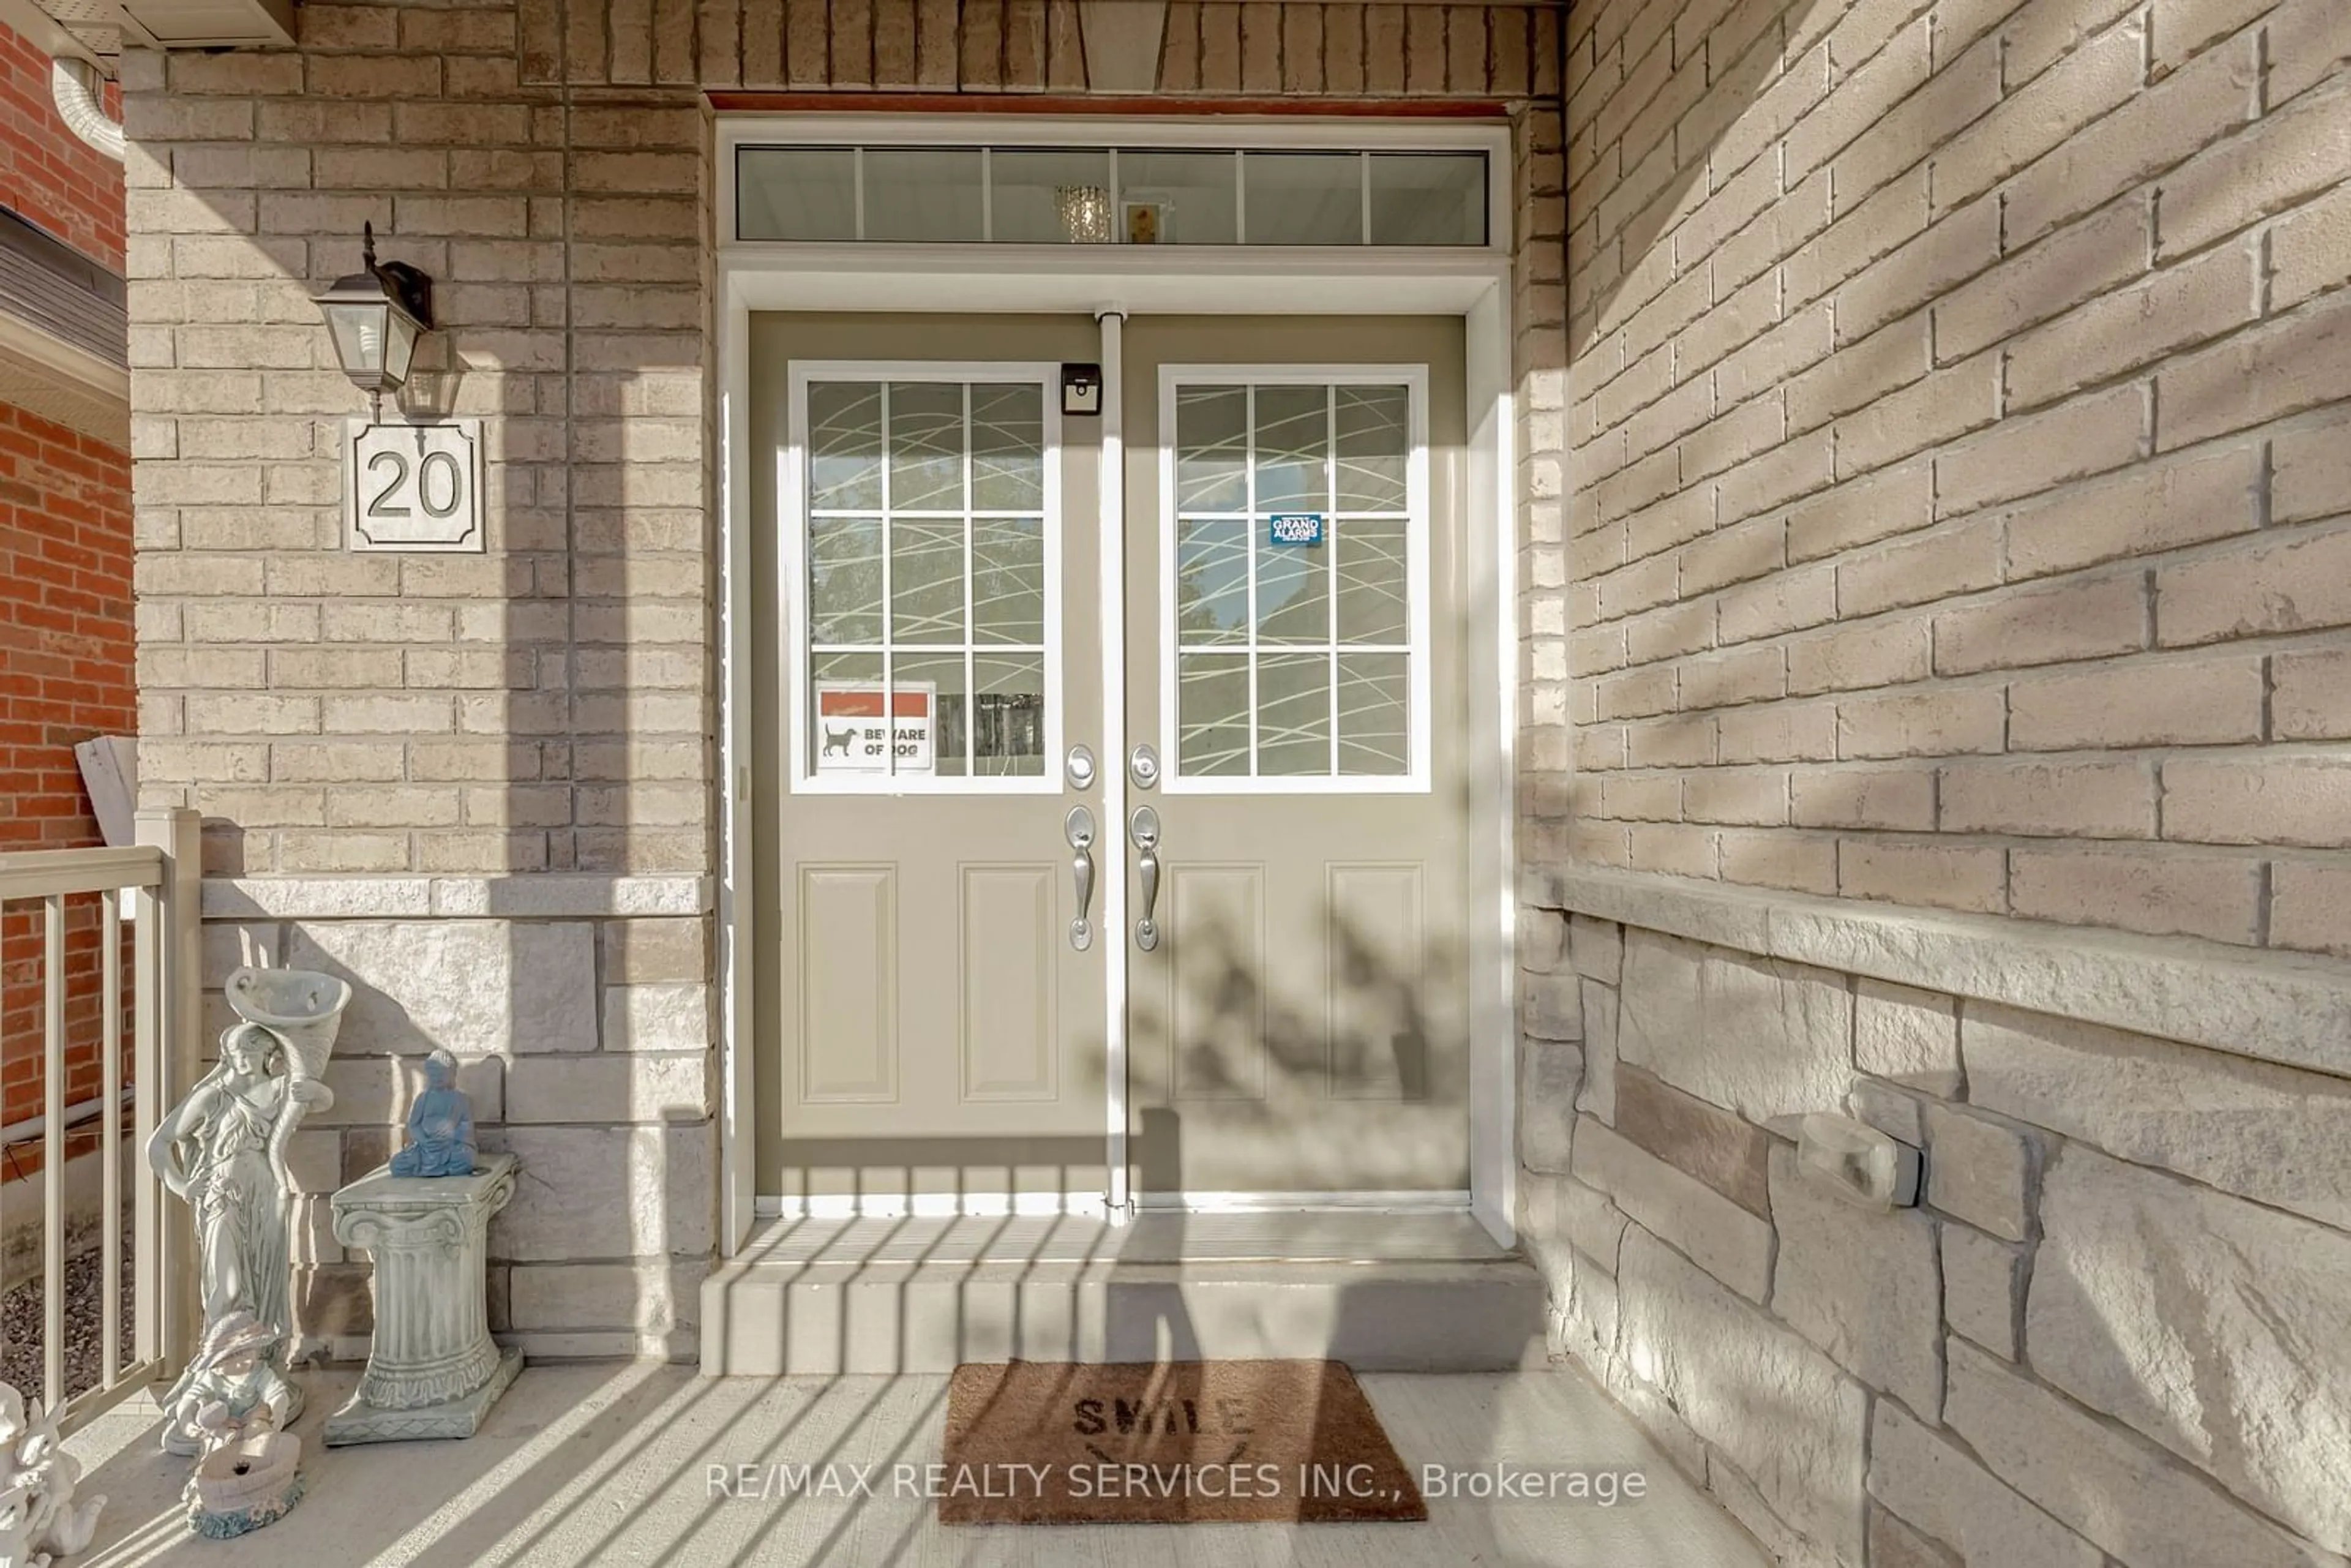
146;1022;326;1435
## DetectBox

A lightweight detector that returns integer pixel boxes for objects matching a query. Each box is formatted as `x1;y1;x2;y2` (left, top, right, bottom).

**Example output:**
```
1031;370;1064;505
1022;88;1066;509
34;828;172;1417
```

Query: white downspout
1098;306;1130;1223
50;58;124;163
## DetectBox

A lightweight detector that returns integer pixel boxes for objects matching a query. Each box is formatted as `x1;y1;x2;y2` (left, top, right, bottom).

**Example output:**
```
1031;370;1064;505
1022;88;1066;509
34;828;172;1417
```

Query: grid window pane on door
1171;378;1417;784
804;375;1051;782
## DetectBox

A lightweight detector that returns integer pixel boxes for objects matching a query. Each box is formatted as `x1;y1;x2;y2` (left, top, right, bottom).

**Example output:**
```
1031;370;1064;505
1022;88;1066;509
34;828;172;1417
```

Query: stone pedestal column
324;1153;523;1446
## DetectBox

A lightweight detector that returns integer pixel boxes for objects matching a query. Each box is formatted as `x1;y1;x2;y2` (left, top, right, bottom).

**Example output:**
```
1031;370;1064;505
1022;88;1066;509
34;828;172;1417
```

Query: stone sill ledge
203;875;715;921
1528;863;2351;1081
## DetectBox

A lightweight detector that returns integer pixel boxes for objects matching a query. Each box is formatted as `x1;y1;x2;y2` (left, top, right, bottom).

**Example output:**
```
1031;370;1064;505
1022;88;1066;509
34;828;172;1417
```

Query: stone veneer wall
124;0;1564;1358
1515;0;2351;1559
1519;867;2351;1566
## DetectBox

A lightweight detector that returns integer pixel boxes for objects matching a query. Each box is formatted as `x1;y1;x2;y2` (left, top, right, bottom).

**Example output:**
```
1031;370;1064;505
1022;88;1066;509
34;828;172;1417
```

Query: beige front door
753;312;1471;1207
753;315;1109;1206
1121;318;1472;1198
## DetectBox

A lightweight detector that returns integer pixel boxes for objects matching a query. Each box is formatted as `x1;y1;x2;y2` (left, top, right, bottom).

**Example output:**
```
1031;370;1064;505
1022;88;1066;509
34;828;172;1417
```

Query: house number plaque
343;418;486;553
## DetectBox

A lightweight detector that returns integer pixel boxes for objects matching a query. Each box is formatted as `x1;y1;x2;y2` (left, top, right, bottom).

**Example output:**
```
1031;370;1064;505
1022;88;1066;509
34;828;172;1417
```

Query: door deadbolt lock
1128;743;1160;791
1066;744;1097;792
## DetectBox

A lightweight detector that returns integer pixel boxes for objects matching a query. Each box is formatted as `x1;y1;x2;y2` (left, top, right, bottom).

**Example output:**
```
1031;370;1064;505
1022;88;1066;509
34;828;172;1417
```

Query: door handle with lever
1065;806;1097;951
1129;805;1161;952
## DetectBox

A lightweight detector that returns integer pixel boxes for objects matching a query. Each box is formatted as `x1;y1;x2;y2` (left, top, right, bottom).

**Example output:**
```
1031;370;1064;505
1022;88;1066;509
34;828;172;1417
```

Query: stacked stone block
1521;887;2351;1566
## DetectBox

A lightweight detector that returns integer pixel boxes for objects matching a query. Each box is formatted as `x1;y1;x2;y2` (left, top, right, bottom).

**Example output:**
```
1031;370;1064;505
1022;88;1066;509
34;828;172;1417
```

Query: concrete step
700;1254;1550;1375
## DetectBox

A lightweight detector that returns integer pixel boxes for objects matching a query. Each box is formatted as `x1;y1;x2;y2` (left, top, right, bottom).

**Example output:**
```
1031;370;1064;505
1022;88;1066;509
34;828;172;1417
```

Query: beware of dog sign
814;683;934;774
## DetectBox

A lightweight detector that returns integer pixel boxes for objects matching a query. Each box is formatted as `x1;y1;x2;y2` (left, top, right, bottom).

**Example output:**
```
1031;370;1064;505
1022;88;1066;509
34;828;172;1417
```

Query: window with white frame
737;144;1489;247
1160;369;1430;792
789;367;1062;791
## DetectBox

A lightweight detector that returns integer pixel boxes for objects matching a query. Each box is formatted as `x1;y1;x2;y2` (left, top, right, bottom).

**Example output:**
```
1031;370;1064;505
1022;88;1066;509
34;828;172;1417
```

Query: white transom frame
1156;363;1434;795
718;116;1512;261
782;359;1067;797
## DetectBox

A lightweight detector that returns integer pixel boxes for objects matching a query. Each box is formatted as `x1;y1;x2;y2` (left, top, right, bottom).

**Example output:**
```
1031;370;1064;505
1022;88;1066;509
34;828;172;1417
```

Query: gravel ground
1;1226;137;1403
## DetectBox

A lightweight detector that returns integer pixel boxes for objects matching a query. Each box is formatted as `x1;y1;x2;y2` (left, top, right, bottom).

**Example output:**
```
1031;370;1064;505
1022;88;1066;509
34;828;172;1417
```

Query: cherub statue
145;1024;326;1411
389;1049;476;1177
174;1316;304;1539
160;1312;298;1460
0;1382;104;1564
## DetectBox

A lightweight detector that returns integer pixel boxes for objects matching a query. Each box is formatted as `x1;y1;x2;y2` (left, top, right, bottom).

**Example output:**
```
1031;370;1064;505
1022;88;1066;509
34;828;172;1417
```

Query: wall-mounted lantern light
313;222;433;422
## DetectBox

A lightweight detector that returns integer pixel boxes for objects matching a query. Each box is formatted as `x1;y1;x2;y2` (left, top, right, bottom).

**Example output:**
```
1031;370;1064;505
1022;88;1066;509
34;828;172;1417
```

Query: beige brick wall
124;0;1564;1352
1545;0;2351;954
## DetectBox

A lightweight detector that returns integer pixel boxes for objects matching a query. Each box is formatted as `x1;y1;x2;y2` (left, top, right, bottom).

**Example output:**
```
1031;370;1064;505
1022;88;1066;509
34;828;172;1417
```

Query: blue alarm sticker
1268;513;1325;547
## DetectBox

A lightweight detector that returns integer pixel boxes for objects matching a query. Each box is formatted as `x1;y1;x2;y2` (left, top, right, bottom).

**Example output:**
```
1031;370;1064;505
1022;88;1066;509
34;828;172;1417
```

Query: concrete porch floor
62;1360;1768;1566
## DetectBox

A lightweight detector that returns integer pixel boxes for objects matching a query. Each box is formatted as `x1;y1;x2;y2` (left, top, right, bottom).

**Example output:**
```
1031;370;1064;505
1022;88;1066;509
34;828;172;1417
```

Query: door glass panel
1256;652;1332;775
1166;377;1420;784
1252;385;1327;512
888;519;963;643
1175;386;1248;512
808;516;884;645
801;373;1052;787
1334;516;1408;645
808;383;883;509
1174;518;1250;644
1334;384;1409;510
889;381;965;511
972;654;1047;776
1176;653;1251;776
809;651;885;770
971;383;1045;509
1336;653;1409;775
1255;531;1328;643
895;651;969;777
972;518;1044;645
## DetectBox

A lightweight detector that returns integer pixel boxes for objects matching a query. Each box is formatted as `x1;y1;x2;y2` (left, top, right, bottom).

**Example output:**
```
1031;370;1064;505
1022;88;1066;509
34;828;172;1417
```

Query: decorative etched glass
804;378;1052;783
1169;380;1415;780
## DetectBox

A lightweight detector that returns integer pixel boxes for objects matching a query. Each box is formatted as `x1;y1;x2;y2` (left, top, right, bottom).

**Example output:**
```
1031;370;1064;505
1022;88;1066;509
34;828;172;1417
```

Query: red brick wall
0;401;135;1141
0;21;124;269
0;401;133;854
0;25;134;1160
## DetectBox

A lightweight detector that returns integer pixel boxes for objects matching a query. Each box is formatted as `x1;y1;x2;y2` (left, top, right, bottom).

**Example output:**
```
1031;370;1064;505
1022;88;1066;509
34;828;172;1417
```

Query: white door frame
714;113;1520;1251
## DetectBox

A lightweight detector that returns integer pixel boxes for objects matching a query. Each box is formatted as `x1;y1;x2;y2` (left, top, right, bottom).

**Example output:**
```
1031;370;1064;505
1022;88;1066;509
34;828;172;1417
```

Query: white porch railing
0;806;200;1429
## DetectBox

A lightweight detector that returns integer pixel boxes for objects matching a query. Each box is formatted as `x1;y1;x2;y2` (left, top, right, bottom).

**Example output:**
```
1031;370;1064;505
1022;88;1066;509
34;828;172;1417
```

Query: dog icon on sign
821;724;857;760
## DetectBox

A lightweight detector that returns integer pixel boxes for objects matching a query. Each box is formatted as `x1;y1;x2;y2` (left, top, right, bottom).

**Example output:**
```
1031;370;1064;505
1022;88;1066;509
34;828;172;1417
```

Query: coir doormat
939;1359;1426;1525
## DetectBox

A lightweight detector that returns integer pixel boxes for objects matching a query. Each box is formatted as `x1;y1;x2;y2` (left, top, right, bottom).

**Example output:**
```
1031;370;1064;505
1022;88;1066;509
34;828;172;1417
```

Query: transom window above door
788;366;1061;792
1160;369;1431;793
735;144;1490;247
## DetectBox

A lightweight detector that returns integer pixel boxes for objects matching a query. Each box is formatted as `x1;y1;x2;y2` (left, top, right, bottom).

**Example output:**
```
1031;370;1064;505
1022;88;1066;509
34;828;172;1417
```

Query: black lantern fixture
312;222;433;422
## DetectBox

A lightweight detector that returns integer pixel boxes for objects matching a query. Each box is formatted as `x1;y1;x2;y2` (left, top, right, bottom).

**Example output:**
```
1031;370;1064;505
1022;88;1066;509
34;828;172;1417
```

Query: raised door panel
1166;863;1268;1103
797;865;898;1103
959;863;1059;1101
1325;861;1424;1101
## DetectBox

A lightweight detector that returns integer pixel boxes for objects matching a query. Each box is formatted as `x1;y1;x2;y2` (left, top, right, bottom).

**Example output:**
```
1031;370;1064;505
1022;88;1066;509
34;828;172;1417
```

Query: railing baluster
132;874;160;1369
42;894;65;1414
0;812;198;1424
101;888;122;1390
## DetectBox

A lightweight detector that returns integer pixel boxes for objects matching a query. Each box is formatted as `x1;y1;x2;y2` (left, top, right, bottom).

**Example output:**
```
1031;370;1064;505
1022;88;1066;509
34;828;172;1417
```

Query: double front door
752;313;1469;1208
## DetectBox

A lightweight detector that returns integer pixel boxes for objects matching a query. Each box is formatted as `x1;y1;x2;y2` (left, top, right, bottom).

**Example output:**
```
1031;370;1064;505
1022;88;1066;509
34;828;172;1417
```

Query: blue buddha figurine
390;1049;476;1177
